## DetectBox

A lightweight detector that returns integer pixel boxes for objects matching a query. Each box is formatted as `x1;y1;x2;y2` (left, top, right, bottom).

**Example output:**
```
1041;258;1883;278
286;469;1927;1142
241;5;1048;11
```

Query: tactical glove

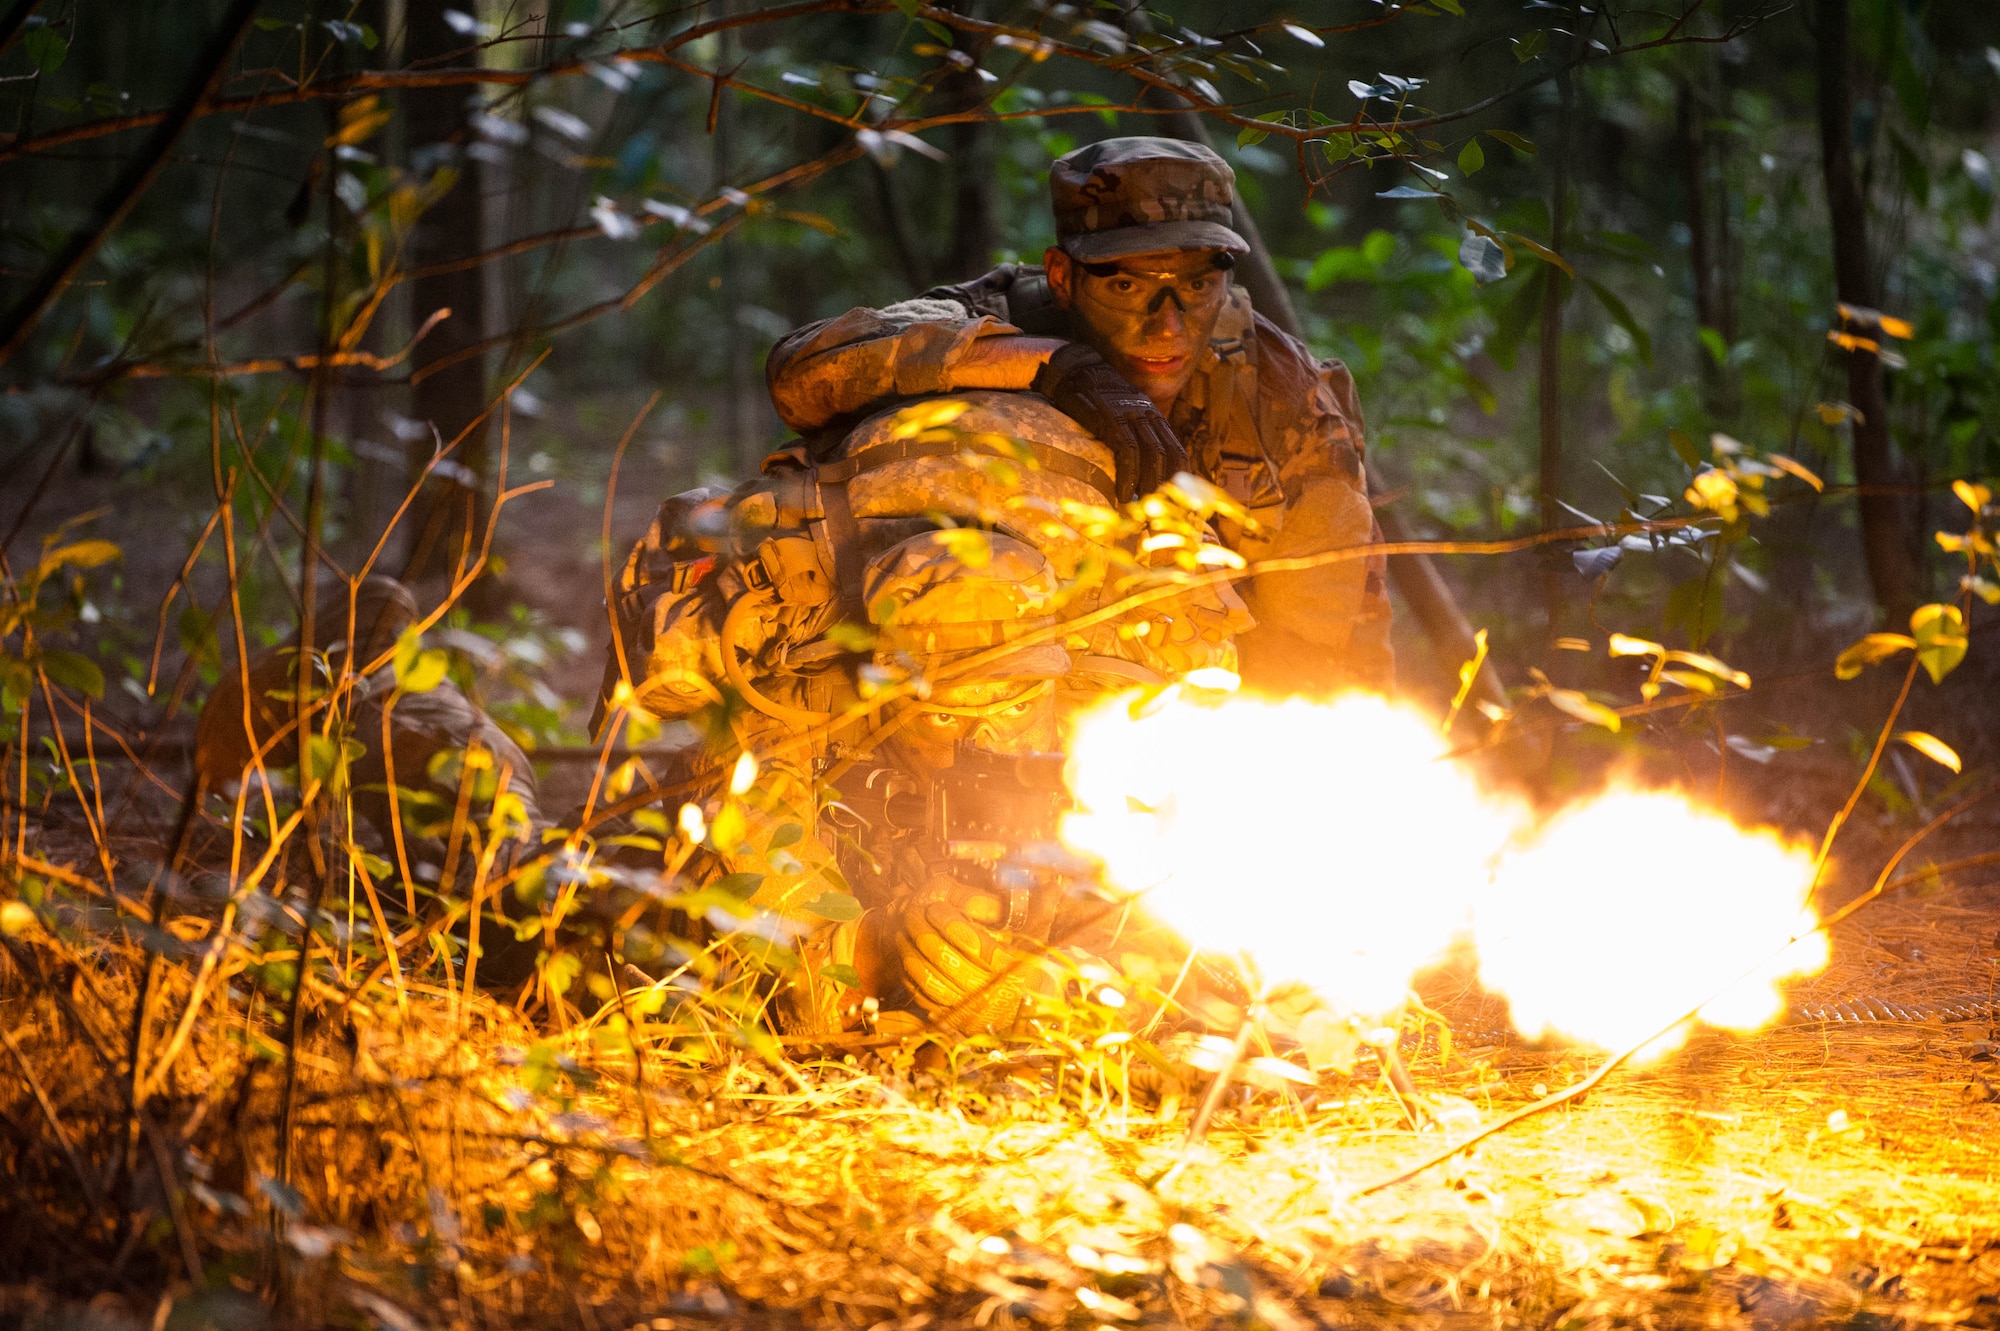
1032;342;1188;503
890;877;1030;1035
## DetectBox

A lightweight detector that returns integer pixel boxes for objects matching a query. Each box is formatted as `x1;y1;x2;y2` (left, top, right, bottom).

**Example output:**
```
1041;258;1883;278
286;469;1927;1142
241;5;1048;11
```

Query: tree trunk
941;0;996;282
714;0;758;478
871;159;931;291
1814;0;1921;622
1679;79;1724;414
401;2;489;581
1538;65;1573;648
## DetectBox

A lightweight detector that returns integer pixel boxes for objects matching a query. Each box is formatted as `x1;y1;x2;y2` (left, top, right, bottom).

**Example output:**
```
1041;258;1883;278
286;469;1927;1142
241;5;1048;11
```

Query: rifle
836;742;1090;942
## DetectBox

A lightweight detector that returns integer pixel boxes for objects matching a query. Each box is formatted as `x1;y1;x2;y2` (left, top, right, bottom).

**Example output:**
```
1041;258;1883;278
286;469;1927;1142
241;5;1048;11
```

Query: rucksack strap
813;434;1114;499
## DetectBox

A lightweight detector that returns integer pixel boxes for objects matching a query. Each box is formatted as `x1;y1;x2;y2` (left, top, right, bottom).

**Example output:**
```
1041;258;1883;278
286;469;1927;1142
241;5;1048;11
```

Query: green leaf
768;822;803;851
1696;326;1729;368
715;872;765;900
253;16;294;29
1457;138;1485;174
23;26;68;74
1511;30;1548;62
1585;277;1652;364
178;605;221;671
799;891;863;922
1669;428;1702;470
818;963;861;989
1431;0;1464;12
41;650;103;699
1238;110;1289;150
1485;129;1537;157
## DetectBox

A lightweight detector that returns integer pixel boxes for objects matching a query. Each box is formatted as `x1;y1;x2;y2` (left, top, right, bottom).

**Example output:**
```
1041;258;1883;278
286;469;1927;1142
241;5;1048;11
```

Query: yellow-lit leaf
1554;636;1592;652
0;900;37;936
1954;479;1992;513
1667;650;1751;689
1894;731;1961;774
1937;531;1968;553
397;645;448;694
1507;232;1574;277
1659;668;1717;695
1684;469;1739;519
934;527;992;569
42;539;121;572
1814;401;1859;426
1877;314;1915;339
331;97;393;147
1608;633;1662;658
1768;454;1824;492
1910;603;1968;684
1833;633;1915;680
1545;686;1622;732
710;803;748;854
888;398;970;439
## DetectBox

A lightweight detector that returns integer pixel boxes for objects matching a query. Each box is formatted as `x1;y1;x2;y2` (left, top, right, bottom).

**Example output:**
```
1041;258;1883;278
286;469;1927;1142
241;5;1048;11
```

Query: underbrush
5;819;2000;1331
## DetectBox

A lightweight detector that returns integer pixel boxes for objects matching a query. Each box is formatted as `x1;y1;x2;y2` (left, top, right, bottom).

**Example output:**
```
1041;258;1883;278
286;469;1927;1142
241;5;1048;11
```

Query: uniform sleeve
1232;318;1394;694
765;299;1019;434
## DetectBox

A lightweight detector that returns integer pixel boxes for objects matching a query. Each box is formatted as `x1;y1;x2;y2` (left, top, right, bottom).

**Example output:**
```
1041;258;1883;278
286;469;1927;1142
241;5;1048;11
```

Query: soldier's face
1046;247;1231;410
889;679;1059;778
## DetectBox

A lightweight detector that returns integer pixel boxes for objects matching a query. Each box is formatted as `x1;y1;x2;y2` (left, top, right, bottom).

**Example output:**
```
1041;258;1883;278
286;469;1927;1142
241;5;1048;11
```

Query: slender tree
401;3;491;581
1814;0;1921;622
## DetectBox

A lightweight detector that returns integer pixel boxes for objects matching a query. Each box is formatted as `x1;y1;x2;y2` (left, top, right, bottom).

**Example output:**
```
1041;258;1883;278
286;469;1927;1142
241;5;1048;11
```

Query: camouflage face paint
1065;250;1231;412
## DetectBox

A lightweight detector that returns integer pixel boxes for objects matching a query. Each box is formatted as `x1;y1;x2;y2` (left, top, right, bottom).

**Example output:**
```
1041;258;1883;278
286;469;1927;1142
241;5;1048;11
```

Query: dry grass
4;814;1999;1331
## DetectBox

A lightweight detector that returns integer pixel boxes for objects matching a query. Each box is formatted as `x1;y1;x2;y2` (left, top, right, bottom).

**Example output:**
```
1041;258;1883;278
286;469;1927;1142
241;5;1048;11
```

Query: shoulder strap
808;432;1116;622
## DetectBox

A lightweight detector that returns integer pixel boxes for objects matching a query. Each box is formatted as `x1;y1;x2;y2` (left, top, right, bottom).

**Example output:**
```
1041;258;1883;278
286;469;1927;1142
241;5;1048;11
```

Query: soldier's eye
924;712;960;730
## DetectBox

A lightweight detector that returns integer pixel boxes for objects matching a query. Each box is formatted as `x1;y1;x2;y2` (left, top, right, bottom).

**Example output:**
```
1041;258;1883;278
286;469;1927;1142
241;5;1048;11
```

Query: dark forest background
2;0;1997;805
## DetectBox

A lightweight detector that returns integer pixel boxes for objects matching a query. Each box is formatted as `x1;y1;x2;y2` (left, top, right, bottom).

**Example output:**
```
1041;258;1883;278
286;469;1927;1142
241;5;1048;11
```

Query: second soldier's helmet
863;530;1073;685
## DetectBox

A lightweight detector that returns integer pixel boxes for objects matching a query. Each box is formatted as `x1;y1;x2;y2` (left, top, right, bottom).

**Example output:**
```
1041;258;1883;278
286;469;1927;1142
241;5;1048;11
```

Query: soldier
596;386;1252;1037
194;574;544;888
766;136;1393;695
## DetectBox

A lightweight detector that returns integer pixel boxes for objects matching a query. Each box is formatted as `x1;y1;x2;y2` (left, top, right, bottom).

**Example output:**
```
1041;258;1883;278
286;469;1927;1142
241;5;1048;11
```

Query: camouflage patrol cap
865;530;1073;682
1049;136;1250;263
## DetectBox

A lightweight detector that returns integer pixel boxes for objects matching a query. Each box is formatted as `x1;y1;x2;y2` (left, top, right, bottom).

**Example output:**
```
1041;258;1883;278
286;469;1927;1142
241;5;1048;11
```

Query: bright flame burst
1060;692;1828;1058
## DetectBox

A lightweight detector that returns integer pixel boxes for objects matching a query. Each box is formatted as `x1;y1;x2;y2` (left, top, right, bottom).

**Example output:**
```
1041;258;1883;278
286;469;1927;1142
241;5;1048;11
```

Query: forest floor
1;791;1998;1331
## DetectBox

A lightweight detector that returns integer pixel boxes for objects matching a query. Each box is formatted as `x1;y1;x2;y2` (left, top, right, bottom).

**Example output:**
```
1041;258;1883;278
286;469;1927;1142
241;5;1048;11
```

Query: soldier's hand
1032;342;1188;503
890;879;1029;1035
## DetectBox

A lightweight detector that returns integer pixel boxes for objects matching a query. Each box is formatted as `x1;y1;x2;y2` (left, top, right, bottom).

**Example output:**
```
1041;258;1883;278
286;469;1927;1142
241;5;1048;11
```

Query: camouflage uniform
597;385;1252;1037
766;137;1393;694
195;575;545;882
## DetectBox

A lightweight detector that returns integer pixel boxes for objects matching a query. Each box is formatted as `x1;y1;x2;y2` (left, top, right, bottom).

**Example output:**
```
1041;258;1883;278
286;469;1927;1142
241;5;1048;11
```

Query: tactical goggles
911;677;1054;717
1076;253;1233;315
